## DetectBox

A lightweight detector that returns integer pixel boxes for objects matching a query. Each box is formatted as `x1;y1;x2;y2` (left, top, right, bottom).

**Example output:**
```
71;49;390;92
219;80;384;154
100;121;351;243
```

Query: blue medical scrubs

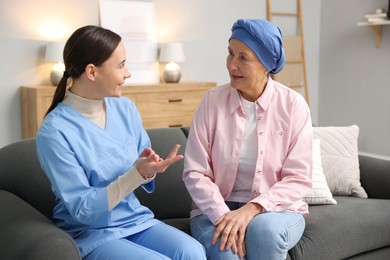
36;97;159;257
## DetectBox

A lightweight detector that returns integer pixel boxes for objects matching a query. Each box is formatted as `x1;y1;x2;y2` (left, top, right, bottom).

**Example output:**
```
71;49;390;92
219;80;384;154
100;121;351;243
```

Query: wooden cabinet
20;82;216;139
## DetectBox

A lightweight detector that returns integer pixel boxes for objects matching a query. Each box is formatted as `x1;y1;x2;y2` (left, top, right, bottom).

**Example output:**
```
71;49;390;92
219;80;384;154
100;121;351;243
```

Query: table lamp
159;42;185;83
45;41;65;86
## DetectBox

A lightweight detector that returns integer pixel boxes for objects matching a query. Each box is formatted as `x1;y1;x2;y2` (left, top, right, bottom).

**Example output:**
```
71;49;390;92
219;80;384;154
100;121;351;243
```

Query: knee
246;219;288;248
245;219;289;260
174;237;206;260
192;233;240;260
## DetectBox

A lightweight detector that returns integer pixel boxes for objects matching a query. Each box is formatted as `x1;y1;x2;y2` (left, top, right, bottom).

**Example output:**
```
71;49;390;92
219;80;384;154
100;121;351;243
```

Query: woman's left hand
135;144;183;178
212;202;262;259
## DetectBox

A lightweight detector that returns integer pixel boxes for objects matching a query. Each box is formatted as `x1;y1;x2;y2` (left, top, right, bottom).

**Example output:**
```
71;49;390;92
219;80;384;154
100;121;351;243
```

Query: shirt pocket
266;129;290;169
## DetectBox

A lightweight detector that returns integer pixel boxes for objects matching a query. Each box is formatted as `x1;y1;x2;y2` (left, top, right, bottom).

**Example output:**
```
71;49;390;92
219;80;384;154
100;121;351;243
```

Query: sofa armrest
359;154;390;199
0;190;81;260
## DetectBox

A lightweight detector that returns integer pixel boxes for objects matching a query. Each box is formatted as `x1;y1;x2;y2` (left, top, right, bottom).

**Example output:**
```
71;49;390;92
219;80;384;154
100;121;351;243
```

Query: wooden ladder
266;0;309;105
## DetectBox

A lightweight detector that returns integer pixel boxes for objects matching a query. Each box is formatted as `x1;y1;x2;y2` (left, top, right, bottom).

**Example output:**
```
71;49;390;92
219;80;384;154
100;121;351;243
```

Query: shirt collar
229;76;275;114
229;87;241;115
258;77;275;111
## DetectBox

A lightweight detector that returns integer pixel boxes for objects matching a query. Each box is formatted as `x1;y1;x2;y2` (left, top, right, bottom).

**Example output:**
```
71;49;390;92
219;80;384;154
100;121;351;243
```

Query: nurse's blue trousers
85;222;206;260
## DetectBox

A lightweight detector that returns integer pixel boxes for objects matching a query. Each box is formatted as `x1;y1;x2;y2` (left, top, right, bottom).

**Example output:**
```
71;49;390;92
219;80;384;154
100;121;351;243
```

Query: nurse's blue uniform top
36;96;159;257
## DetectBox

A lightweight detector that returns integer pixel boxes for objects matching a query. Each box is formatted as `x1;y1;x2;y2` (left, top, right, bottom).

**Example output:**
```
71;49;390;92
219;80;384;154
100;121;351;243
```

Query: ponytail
45;71;70;117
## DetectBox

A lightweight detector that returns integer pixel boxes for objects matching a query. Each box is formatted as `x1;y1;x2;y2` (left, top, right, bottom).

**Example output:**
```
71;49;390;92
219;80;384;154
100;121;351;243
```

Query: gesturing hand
212;203;262;259
135;144;184;179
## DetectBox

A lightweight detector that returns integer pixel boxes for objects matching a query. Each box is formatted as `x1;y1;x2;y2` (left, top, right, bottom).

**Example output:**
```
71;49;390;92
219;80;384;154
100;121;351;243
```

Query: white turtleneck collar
63;90;106;129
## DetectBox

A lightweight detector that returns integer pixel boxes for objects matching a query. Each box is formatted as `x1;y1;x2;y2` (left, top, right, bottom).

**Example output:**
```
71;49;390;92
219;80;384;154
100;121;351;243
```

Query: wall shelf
357;20;390;48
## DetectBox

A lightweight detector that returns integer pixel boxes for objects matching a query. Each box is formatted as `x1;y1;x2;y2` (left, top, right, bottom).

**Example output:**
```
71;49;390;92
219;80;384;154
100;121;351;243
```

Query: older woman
183;19;313;260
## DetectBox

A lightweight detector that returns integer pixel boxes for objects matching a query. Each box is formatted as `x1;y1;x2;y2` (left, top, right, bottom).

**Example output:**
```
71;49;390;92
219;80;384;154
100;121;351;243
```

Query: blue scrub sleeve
36;131;110;227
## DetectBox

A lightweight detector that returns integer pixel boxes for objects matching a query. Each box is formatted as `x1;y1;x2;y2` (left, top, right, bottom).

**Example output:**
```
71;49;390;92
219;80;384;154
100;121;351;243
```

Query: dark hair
45;25;122;116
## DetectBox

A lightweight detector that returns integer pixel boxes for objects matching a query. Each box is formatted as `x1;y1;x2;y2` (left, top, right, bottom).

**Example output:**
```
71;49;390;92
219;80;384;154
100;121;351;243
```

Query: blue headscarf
229;19;285;74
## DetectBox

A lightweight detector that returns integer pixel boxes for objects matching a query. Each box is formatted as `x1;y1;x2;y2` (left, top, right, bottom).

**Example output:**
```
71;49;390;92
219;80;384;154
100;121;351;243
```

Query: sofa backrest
135;127;192;220
359;154;390;199
0;128;192;221
0;138;55;219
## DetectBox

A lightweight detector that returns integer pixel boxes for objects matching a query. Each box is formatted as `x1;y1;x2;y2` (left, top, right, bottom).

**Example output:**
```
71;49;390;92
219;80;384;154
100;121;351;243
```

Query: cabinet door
21;87;54;138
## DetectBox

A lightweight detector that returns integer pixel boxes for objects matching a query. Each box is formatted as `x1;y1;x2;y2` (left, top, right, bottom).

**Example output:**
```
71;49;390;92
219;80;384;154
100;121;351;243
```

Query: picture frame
99;0;159;85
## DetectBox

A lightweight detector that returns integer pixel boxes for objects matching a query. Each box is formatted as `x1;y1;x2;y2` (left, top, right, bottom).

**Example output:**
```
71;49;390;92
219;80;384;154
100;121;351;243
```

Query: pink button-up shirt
183;78;313;224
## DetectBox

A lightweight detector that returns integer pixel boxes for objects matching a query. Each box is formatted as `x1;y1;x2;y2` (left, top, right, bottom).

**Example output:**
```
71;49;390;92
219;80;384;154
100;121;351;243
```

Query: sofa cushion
313;125;367;198
289;196;390;260
344;246;390;259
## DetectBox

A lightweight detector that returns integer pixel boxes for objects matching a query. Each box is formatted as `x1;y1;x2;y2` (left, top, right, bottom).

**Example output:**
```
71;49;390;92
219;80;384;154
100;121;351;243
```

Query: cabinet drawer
136;91;204;118
142;116;193;129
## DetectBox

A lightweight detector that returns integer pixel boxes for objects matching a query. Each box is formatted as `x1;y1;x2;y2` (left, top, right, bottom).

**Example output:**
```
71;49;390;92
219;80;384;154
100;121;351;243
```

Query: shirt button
257;170;262;174
260;150;264;155
258;131;263;135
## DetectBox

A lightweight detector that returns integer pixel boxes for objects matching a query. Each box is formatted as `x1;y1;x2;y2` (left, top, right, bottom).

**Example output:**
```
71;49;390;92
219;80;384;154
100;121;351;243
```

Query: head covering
229;19;285;74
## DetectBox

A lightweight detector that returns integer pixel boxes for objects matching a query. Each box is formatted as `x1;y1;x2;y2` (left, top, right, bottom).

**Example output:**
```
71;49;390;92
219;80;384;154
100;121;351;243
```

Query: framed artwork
99;0;159;85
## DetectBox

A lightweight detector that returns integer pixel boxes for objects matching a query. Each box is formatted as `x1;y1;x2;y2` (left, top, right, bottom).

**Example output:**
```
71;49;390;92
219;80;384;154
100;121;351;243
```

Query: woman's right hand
212;203;262;258
135;144;184;179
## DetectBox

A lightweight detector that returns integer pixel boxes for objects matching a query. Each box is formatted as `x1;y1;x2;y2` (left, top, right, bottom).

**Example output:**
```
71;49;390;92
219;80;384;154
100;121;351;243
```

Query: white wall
0;0;321;149
0;0;100;147
319;0;390;157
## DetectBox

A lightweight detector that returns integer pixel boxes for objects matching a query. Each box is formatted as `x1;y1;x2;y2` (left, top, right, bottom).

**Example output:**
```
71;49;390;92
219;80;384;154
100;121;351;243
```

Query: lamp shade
159;42;185;63
45;41;65;62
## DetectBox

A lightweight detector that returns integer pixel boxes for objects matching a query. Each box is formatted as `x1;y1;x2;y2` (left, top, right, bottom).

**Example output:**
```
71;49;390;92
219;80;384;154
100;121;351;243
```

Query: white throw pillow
313;125;367;198
303;139;337;205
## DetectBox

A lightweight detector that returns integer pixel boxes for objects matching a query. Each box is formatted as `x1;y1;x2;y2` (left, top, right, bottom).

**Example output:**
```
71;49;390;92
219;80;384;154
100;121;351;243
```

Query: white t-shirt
227;95;258;203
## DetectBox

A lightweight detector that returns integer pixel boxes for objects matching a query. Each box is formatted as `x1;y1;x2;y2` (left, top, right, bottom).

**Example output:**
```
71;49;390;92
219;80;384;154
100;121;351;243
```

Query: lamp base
163;70;181;83
50;62;65;86
50;70;62;86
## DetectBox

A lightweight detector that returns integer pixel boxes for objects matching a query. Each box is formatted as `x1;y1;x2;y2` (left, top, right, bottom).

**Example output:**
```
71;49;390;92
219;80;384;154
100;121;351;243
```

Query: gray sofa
1;127;390;260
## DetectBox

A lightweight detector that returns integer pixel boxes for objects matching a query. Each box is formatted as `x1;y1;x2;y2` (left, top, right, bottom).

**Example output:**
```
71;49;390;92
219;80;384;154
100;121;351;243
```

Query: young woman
183;19;313;260
36;25;205;260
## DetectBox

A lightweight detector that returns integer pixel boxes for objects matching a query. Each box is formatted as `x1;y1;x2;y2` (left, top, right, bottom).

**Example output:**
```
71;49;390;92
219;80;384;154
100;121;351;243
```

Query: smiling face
226;39;268;102
93;41;131;98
